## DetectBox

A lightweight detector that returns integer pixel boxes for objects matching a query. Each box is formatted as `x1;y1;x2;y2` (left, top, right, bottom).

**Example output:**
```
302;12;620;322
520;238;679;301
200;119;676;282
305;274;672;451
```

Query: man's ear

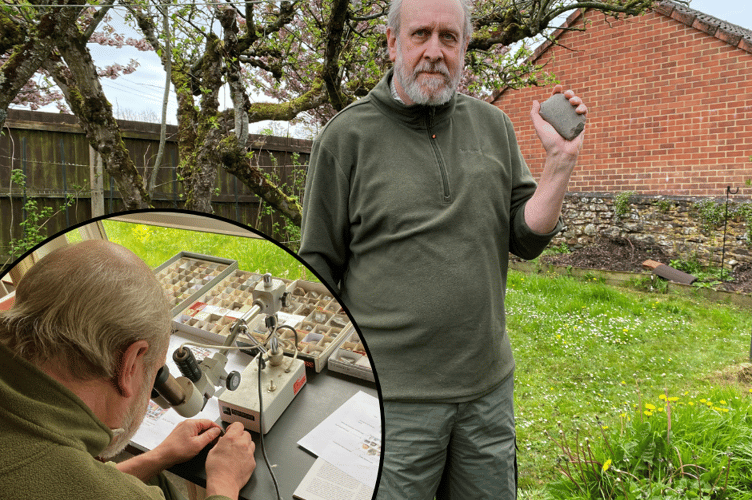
387;27;398;62
115;339;150;399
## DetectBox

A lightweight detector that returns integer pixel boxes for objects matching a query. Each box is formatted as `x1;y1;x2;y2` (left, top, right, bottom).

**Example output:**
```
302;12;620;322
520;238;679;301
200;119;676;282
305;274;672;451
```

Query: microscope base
218;357;306;434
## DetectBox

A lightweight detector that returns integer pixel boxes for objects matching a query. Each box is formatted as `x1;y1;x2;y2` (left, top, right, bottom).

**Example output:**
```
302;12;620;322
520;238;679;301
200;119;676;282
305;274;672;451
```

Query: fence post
172;150;178;208
234;175;240;221
20;137;27;226
60;139;69;227
89;146;104;217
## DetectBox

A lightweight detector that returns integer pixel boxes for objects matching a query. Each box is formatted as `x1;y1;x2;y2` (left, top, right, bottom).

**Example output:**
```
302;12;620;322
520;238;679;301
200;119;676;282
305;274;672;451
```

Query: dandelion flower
602;459;612;472
645;403;656;411
659;394;666;400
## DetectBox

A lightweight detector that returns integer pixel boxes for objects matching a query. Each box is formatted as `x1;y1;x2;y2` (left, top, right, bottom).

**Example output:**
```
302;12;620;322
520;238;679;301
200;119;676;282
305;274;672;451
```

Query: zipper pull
428;108;436;139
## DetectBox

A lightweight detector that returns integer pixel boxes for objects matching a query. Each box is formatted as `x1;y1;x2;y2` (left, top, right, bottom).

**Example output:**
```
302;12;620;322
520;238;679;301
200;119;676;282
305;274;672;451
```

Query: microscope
152;273;307;433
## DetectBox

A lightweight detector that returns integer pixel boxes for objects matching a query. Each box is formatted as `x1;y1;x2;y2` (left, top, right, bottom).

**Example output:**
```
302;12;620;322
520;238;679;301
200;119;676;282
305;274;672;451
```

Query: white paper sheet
297;391;381;487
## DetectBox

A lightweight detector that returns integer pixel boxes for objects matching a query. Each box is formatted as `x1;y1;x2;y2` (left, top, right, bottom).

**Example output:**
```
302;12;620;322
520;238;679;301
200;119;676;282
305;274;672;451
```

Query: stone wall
554;192;752;268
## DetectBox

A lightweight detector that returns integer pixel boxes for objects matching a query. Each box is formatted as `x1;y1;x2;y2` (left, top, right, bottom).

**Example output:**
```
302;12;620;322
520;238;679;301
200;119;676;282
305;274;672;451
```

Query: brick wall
492;6;752;199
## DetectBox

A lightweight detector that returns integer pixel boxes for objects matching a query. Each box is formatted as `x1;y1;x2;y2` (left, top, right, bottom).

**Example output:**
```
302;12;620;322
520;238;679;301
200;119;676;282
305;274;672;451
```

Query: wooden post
89;146;104;217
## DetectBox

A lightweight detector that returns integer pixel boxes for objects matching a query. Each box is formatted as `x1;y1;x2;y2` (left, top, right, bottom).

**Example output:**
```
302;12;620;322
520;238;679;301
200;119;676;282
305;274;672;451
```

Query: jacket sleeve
503;114;563;260
299;139;351;292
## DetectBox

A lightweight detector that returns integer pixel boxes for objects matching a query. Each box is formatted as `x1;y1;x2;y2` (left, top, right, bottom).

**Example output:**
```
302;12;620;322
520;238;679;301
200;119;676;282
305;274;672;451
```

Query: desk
135;367;379;500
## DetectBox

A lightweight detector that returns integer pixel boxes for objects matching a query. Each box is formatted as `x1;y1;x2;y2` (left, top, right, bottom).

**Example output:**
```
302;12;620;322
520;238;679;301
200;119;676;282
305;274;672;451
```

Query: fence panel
0;109;311;267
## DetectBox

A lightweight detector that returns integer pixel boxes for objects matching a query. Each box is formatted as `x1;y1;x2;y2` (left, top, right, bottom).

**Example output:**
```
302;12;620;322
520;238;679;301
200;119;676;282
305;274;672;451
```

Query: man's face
99;367;154;459
99;349;166;460
388;0;467;106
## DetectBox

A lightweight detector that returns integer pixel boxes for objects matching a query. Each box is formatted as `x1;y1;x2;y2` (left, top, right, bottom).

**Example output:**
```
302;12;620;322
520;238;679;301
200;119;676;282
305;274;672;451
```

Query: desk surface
166;367;379;500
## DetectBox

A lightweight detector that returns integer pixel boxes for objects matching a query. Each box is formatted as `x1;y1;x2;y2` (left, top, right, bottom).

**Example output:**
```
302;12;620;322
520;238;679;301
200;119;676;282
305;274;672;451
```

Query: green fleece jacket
0;342;231;500
300;70;561;401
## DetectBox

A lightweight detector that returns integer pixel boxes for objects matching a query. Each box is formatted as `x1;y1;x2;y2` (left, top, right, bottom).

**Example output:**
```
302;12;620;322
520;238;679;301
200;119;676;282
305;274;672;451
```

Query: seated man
0;239;256;500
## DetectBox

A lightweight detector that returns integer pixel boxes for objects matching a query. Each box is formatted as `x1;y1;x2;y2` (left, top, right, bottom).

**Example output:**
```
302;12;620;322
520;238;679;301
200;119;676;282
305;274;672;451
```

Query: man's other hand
153;419;223;468
205;421;257;499
530;84;588;165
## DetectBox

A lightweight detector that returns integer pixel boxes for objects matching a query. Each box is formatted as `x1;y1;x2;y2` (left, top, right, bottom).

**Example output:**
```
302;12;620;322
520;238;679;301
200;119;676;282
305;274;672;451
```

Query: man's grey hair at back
0;241;171;382
388;0;474;42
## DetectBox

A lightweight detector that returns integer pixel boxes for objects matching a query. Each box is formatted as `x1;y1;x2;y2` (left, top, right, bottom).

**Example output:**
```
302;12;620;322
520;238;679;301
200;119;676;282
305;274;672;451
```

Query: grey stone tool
539;93;586;141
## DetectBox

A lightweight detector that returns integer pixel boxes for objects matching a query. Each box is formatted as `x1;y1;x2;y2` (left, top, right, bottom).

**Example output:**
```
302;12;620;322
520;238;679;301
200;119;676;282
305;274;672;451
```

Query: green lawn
98;220;315;281
507;270;752;497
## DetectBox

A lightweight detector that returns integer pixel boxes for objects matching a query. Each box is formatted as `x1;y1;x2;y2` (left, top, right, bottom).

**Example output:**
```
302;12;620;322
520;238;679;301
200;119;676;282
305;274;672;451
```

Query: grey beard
98;371;153;460
394;55;459;106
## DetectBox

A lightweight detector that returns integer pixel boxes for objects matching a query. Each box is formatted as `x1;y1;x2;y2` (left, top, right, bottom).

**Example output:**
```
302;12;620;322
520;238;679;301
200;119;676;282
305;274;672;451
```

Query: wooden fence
0;109;312;266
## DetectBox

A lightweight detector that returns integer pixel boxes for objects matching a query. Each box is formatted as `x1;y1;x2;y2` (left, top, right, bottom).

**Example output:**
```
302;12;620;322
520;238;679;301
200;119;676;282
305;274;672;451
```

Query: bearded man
299;0;588;498
0;239;256;500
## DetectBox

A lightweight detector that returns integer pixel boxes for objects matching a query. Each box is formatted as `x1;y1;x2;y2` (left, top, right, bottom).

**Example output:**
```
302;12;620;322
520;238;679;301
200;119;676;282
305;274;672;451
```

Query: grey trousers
376;373;517;500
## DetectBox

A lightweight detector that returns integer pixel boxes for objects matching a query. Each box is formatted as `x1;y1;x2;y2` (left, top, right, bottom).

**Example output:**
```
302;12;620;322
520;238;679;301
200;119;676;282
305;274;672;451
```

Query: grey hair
0;240;171;381
388;0;474;42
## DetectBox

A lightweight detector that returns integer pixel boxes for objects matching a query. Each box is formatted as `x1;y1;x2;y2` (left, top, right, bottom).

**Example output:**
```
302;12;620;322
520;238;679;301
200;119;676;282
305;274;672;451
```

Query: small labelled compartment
307;309;332;326
296;331;325;355
323;301;341;314
281;299;302;315
311;324;331;336
297;321;315;334
329;313;350;329
316;334;337;352
296;304;316;318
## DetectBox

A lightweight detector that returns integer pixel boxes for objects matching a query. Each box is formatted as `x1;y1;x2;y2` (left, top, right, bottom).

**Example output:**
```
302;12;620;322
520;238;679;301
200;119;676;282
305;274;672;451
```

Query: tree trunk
45;32;152;210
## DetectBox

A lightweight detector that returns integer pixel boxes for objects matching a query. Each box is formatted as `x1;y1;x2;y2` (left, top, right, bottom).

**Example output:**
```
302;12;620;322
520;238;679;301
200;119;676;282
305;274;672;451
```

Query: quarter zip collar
370;68;457;130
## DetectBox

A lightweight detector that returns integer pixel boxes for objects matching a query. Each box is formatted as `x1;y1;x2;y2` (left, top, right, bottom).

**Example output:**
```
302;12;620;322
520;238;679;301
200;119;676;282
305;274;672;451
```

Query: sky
25;1;752;135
